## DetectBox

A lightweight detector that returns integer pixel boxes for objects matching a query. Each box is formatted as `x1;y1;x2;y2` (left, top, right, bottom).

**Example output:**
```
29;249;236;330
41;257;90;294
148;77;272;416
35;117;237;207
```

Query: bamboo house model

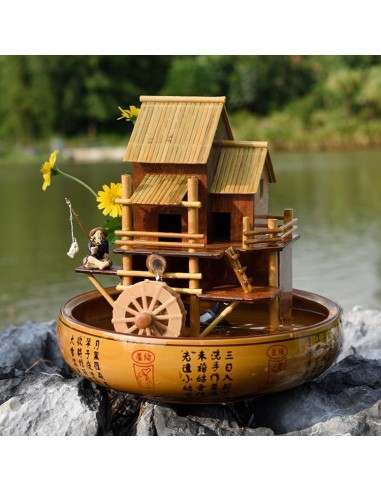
59;95;342;403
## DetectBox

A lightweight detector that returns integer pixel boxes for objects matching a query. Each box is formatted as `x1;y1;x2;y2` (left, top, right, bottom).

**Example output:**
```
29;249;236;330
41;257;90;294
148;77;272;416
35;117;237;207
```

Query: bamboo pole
283;208;294;241
114;198;131;204
114;230;204;239
115;284;202;296
115;239;205;249
255;214;284;220
244;227;283;236
245;236;282;245
269;298;279;330
279;218;298;231
121;174;133;286
86;274;115;308
268;218;279;287
181;201;202;208
115;198;202;208
199;301;240;338
242;216;250;250
268;218;279;329
281;226;298;239
188;176;200;337
114;198;202;208
116;270;202;280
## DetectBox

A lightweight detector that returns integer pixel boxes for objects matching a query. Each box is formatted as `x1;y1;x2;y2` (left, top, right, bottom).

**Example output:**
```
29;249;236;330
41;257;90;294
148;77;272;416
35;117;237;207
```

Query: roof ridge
221;140;268;148
140;95;226;104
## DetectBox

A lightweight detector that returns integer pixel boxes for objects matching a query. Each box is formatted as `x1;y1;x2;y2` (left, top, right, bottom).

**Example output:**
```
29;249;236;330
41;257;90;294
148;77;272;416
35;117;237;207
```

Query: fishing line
65;198;79;258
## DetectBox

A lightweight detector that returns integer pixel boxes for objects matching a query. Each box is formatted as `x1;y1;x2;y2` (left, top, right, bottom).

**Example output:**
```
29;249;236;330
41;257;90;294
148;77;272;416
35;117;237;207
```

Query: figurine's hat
89;226;107;237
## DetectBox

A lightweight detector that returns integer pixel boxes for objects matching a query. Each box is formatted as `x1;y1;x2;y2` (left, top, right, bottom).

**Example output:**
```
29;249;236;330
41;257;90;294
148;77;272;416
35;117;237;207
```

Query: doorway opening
211;212;231;242
158;213;182;241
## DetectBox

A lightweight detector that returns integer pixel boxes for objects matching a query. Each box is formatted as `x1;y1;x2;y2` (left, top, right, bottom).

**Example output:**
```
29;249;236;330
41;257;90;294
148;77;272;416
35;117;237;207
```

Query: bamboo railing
242;208;298;249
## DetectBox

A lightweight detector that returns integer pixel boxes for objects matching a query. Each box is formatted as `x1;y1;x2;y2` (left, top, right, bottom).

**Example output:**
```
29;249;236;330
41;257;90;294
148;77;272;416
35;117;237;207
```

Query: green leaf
104;216;122;244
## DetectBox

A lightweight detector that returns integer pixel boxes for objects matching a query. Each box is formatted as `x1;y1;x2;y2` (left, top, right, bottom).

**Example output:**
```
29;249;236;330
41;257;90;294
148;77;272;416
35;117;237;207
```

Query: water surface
1;149;381;328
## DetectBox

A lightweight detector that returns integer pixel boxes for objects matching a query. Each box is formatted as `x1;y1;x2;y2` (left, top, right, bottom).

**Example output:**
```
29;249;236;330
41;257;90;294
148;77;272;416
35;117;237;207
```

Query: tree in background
0;55;380;149
0;55;171;145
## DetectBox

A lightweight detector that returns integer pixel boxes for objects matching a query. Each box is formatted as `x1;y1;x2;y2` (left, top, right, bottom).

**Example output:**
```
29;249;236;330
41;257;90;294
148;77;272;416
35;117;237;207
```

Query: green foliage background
1;55;381;152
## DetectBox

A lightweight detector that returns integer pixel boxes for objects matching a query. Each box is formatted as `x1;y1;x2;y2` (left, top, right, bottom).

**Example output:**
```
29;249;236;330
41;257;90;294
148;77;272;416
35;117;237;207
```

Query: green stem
56;168;98;198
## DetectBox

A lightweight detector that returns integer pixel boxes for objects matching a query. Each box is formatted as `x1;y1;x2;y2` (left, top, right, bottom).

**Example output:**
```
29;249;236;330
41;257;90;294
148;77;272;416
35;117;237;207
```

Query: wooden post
268;218;279;329
86;274;115;308
121;174;133;286
282;208;293;324
242;216;250;250
284;208;293;241
188;176;200;337
199;301;240;338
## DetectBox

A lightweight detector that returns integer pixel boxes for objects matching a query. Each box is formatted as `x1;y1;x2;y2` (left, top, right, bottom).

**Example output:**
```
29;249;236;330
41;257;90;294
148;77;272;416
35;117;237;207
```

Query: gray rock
237;356;381;436
0;373;103;436
340;306;381;361
136;401;274;436
0;320;70;376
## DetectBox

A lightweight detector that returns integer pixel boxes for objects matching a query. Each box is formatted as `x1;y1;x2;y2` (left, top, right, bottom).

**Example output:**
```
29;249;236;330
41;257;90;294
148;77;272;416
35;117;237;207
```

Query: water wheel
112;280;187;337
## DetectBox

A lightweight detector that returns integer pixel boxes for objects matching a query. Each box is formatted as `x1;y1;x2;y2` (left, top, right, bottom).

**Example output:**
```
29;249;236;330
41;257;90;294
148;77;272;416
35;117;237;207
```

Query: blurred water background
1;148;381;328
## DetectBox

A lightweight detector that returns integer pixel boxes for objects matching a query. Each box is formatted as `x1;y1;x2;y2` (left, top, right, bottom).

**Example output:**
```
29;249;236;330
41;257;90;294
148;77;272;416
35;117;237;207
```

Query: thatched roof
210;141;276;194
124;96;234;164
129;174;189;205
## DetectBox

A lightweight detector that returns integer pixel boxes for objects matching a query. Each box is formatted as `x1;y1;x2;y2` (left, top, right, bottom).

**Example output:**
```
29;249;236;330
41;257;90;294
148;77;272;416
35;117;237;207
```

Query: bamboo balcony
242;209;299;249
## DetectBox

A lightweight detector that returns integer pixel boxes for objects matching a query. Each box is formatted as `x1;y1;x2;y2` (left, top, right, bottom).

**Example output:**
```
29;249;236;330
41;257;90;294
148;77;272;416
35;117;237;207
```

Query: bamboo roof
129;174;189;205
124;96;234;165
210;141;276;194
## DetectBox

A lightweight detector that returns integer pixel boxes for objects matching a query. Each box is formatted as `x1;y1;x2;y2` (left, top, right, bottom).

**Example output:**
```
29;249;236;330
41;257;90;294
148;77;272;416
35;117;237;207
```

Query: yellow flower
117;105;140;123
40;150;59;191
96;182;122;218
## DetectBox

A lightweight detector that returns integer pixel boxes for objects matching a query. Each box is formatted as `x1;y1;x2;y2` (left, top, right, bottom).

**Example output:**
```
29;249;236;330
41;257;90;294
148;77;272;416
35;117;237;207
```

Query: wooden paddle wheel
112;280;187;337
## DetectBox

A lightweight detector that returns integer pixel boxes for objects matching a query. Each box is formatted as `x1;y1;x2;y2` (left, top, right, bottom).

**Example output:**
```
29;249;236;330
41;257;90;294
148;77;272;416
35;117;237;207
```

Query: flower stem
56;168;98;198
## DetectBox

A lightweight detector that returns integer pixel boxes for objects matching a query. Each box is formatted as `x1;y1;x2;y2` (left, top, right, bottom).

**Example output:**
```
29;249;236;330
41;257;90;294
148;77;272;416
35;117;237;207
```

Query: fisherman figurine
83;227;112;270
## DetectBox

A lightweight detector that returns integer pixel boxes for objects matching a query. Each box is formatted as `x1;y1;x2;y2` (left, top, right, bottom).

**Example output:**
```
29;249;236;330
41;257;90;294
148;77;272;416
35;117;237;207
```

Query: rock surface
0;306;380;436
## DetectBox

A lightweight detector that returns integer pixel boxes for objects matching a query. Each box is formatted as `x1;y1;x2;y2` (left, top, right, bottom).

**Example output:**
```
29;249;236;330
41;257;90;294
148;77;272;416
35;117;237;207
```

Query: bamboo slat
281;226;298;239
244;227;283;236
116;284;202;295
171;103;187;163
178;103;198;163
255;214;284;220
191;103;213;163
245;236;283;245
137;103;159;163
278;218;298;231
114;198;131;204
115;270;202;280
158;103;182;163
153;102;177;163
115;239;205;249
145;102;166;163
114;230;204;239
